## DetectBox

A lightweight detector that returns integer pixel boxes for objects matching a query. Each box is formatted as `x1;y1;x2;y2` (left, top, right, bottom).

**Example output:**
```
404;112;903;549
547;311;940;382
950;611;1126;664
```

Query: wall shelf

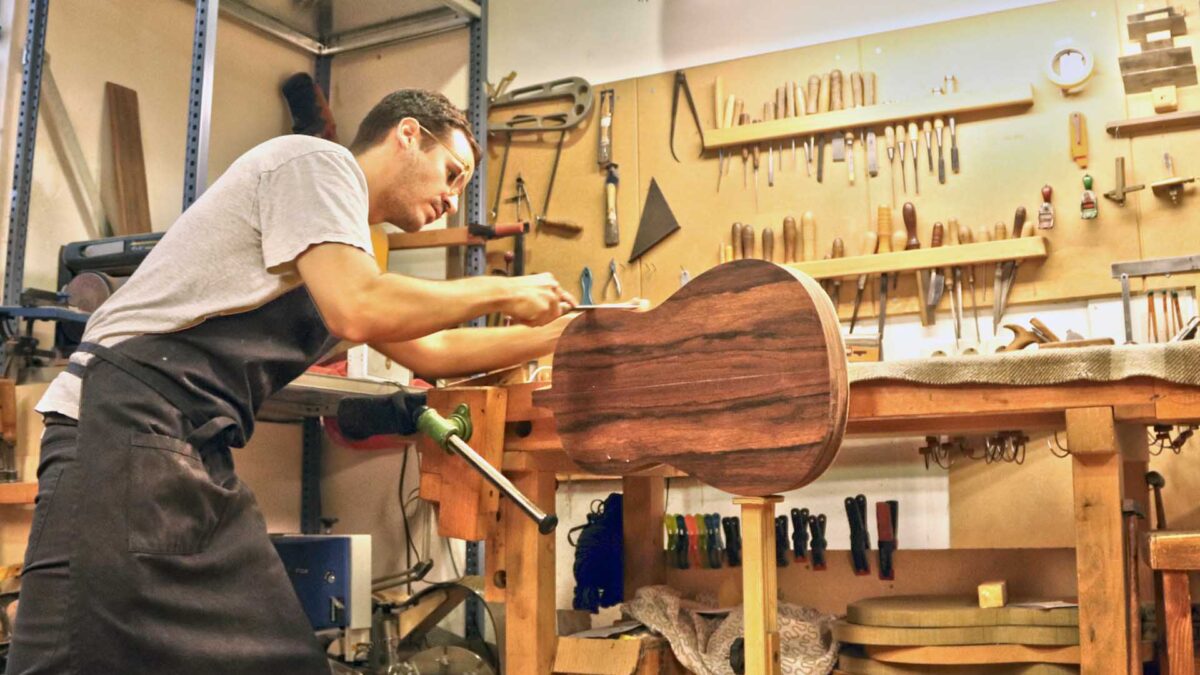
1105;109;1200;137
702;84;1035;151
787;236;1048;280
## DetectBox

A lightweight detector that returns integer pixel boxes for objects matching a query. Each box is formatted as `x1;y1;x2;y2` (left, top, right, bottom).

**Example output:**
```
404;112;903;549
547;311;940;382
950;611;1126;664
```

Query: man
8;89;575;674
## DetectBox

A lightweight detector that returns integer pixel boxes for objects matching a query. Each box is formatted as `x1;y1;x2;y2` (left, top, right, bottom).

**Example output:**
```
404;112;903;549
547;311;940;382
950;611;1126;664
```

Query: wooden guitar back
535;259;847;496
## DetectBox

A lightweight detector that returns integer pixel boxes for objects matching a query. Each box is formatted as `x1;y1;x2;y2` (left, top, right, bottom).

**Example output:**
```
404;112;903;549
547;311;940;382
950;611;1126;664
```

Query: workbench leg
503;471;556;675
623;475;665;599
735;496;783;675
1067;407;1141;675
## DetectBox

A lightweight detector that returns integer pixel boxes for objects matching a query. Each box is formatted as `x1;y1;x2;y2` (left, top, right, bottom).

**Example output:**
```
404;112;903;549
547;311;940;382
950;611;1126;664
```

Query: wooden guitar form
534;259;848;496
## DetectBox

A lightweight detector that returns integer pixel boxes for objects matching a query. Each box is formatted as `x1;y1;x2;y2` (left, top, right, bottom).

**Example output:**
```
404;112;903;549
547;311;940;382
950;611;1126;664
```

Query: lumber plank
104;82;151;235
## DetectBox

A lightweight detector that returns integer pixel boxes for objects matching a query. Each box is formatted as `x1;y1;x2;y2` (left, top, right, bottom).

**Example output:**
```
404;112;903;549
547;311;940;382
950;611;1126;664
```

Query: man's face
382;119;475;232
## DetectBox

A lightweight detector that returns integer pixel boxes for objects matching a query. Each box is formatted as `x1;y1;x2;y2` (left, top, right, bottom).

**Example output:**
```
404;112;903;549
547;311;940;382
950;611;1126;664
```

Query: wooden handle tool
783;216;798;263
830;70;844;111
818;73;831;113
850;72;863;108
763;227;775;262
732;222;744;259
742;223;756;259
903;202;934;326
863;72;877;106
802;211;817;262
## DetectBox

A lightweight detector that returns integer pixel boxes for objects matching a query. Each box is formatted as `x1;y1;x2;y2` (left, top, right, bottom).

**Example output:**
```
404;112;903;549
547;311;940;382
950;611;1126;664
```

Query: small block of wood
1149;530;1200;570
0;481;38;505
1153;85;1180;113
978;580;1008;608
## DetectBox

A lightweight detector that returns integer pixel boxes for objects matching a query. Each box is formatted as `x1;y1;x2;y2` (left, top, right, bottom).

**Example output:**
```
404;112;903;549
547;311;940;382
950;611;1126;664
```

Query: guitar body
535;259;847;496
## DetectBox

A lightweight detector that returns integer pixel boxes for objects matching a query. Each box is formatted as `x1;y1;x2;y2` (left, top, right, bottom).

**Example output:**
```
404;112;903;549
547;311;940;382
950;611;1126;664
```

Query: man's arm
296;242;573;344
370;314;575;379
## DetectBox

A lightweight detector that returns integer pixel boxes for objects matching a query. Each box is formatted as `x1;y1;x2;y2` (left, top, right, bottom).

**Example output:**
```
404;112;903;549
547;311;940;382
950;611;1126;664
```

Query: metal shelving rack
2;0;489;638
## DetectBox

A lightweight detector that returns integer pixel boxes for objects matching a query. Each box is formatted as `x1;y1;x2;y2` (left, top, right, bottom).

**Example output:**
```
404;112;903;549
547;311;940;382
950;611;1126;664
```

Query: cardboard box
553;635;686;675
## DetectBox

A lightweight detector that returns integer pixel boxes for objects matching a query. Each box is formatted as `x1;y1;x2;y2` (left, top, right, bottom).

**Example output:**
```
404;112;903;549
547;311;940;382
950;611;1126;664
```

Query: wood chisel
574;301;648;310
817;74;831;181
806;76;820;178
716;94;736;190
934;117;946;184
908;122;920;194
741;223;755;259
751;118;761;209
975;224;991;303
738;111;750;189
785;81;796;168
958;223;980;341
849;230;878;332
762;226;774;262
895;124;907;194
604;164;619;247
802;211;817;262
783;215;798;263
997;207;1027;329
904;202;934;326
927;222;945;310
722;96;736;177
864;72;879;177
850;71;862;109
731;222;743;259
764;103;775;188
597;89;614;166
846;132;856;185
791;80;803;169
830;237;844;310
830;70;845;161
876;206;893;342
946;218;963;349
950;117;959;173
712;78;723;186
885;126;897;203
775;85;786;171
922;120;934;173
991;221;1008;334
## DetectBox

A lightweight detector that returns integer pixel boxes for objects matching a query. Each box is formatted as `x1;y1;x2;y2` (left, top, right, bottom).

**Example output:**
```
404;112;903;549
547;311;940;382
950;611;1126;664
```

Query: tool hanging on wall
629;178;681;262
790;508;809;561
927;222;945;313
958;223;981;342
1104;157;1144;206
845;495;871;576
805;76;820;178
1150;152;1196;204
829;238;844;310
1080;175;1098;219
876;207;893;347
782;216;797;263
934;118;946;184
1069;112;1088;168
597;89;614;166
579;267;595;305
604;164;620;246
808;513;828;571
669;70;704;162
764;102;775;188
712;78;724;186
830;70;845;161
908;122;920;194
509;174;581;236
922;120;934;175
762;227;775;262
848;230;878;333
1038;185;1055;229
489;76;594;223
774;516;790;567
895;124;907;194
876;501;898;580
904;203;934;327
994;206;1028;328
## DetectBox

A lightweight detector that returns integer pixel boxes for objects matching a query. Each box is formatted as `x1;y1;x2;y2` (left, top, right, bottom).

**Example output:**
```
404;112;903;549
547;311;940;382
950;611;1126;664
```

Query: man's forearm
371;315;573;379
351;274;507;343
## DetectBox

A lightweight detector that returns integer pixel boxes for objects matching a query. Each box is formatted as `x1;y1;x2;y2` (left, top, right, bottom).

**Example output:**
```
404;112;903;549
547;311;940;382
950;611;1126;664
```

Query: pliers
602;258;622;300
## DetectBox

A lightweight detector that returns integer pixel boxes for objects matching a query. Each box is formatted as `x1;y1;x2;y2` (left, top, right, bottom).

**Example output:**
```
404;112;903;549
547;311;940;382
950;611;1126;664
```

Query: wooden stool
735;495;784;675
1149;531;1200;675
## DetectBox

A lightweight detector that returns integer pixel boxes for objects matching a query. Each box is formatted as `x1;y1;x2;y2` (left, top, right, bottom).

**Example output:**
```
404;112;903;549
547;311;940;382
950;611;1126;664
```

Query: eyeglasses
418;123;473;194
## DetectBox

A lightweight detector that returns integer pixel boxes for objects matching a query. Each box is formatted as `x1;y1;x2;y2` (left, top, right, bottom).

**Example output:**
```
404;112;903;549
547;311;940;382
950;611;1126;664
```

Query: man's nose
445;194;459;216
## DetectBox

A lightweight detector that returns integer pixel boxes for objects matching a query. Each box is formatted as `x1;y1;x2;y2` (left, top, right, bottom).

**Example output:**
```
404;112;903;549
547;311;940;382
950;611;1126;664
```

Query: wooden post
504;471;556;675
1162;571;1195;675
734;495;783;675
1066;407;1135;674
622;475;665;597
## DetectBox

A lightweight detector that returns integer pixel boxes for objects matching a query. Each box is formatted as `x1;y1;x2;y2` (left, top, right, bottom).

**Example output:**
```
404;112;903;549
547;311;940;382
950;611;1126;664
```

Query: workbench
454;343;1200;675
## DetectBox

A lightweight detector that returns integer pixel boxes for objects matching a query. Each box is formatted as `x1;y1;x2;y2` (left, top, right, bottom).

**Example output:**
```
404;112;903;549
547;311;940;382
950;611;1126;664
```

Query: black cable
399;447;419;594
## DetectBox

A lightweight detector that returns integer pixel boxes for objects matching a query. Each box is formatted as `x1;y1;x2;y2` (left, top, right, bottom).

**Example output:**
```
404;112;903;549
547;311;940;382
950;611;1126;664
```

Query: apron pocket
127;432;235;555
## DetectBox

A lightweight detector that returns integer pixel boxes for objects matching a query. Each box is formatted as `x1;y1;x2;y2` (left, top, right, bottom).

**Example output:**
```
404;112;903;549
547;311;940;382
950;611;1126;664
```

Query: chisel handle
931;222;944;248
876;207;893;253
802;211;817;261
731;222;743;259
1012;206;1027;238
830;70;844;111
783;216;798;263
850;72;863;108
741;223;755;259
763;227;775;262
818;74;831;113
903;202;919;250
861;230;879;257
863;72;877;106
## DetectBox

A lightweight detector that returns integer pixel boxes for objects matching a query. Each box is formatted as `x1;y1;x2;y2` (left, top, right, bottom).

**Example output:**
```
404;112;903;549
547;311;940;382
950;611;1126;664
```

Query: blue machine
272;534;372;633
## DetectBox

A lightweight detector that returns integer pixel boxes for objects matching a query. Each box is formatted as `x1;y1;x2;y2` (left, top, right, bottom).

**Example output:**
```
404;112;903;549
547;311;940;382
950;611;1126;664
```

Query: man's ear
394;118;421;149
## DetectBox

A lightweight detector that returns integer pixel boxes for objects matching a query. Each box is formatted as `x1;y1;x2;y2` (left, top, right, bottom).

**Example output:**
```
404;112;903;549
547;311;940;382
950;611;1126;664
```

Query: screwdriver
806;76;820;178
922;120;934;173
830;237;845;310
885;126;897;204
895;124;907;194
849;229;878;332
908;122;920;194
934;118;946;184
775;85;786;171
846;132;856;185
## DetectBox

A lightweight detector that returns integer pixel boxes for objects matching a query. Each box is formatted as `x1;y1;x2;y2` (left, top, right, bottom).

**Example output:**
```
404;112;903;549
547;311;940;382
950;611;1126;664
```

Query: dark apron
63;286;340;674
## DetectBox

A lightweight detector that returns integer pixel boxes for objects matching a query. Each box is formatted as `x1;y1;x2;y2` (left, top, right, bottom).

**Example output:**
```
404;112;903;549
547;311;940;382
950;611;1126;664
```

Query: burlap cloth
848;342;1200;387
623;585;838;675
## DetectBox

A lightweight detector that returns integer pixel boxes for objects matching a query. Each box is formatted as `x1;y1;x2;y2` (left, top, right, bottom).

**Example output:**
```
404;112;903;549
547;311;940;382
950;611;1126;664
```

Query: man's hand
500;272;577;326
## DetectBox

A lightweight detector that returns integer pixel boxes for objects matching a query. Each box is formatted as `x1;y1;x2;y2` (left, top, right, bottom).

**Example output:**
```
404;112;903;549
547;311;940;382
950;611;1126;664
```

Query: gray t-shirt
36;135;374;419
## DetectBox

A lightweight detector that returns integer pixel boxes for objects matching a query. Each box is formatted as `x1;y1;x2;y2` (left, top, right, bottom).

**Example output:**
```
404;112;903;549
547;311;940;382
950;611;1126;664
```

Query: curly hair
349;89;480;163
